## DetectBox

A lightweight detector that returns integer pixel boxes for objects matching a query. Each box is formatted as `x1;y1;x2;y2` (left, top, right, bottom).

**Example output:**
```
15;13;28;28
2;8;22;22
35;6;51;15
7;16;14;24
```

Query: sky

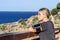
0;0;60;11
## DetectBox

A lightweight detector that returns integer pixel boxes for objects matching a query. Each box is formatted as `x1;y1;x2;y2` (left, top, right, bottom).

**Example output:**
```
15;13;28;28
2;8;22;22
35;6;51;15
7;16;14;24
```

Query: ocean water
0;11;37;24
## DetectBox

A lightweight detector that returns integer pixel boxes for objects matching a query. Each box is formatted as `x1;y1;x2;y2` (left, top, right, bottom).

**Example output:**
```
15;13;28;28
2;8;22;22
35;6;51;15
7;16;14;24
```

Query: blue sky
0;0;60;11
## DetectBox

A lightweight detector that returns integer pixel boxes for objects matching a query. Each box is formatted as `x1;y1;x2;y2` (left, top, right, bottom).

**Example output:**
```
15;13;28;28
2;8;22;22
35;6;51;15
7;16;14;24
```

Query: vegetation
55;14;60;19
32;16;38;24
57;2;60;12
51;8;57;16
51;2;60;16
18;19;27;25
0;24;6;31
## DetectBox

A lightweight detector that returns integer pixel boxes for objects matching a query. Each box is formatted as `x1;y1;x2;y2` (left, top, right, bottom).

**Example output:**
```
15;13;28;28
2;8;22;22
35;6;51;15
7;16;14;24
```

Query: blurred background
0;0;60;34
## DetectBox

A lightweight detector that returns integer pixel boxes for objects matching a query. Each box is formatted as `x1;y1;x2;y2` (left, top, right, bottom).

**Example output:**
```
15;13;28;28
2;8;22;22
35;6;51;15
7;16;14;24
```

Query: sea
0;11;37;24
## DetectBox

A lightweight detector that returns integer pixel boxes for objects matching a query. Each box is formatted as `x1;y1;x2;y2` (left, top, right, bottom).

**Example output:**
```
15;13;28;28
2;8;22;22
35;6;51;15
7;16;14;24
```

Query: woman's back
39;21;55;40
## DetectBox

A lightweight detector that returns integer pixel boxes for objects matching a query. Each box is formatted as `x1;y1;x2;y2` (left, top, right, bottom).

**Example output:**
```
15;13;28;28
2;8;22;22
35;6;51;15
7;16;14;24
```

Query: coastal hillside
0;14;60;34
0;15;39;34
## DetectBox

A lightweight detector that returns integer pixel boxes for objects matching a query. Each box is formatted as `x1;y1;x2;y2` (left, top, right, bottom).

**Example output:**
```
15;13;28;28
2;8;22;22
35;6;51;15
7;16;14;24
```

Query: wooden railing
0;28;60;40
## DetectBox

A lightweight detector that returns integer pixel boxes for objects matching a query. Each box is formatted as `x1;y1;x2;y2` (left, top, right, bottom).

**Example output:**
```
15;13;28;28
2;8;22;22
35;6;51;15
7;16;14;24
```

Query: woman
29;8;55;40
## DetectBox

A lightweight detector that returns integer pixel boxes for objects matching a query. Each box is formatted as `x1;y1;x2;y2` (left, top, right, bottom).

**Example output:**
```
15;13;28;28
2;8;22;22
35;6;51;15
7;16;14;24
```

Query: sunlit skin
29;10;49;32
38;10;49;22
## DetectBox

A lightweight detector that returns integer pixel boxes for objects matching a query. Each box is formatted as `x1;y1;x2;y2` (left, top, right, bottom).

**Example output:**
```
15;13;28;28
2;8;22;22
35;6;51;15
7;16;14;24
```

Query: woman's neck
42;18;49;23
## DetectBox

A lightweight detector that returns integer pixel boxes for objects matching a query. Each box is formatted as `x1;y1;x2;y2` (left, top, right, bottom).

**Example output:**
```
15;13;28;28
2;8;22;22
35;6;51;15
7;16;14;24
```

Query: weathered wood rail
0;28;60;40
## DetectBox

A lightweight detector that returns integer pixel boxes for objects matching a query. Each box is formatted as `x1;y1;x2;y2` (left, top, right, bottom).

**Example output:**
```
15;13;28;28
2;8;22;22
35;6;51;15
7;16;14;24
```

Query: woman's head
38;8;50;21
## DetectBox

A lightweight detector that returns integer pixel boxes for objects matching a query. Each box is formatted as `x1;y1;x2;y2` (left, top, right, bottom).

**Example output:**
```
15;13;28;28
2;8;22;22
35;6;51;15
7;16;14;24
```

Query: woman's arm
29;26;36;32
40;24;48;31
29;25;42;33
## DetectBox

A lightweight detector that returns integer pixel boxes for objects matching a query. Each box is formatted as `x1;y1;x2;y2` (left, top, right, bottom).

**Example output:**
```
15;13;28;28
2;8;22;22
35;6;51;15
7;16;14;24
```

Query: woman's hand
29;26;36;32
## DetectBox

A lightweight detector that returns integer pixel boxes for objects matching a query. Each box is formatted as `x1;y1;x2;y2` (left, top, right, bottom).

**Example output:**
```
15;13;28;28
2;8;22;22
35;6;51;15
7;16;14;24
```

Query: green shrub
0;25;6;31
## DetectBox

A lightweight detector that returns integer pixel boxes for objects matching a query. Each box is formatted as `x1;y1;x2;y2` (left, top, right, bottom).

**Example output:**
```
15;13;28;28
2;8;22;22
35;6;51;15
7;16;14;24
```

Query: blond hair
39;8;50;18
